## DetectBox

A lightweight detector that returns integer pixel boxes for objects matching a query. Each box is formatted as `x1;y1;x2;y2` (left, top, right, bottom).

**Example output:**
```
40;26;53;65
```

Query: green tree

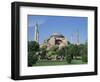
46;45;59;60
73;45;80;59
66;54;72;64
58;47;66;57
47;50;57;57
80;43;88;62
28;41;40;66
67;41;71;45
40;45;47;59
28;41;40;52
28;52;38;66
65;45;73;64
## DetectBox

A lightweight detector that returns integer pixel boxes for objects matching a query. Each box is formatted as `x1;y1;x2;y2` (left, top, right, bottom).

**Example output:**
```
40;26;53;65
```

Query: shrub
28;52;38;66
66;54;72;64
82;54;87;62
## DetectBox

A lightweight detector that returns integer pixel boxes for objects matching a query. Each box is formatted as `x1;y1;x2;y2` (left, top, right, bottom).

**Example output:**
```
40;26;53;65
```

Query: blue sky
28;15;88;44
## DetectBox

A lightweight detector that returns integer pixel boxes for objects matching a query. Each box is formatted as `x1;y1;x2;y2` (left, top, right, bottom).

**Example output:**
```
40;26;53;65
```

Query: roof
51;33;64;38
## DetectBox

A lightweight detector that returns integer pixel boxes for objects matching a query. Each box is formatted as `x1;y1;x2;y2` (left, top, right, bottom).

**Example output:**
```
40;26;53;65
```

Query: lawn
32;59;87;66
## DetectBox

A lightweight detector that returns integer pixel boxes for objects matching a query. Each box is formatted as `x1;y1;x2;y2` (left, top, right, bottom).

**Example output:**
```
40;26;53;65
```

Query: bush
66;54;72;64
82;54;87;62
28;52;38;66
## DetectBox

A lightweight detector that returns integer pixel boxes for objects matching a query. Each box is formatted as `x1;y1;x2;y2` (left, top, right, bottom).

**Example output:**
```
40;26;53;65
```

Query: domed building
39;33;68;60
46;33;68;50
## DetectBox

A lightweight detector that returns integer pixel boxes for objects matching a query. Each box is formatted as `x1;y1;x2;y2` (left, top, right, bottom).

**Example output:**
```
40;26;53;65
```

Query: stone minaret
34;22;39;43
76;29;79;45
71;33;73;44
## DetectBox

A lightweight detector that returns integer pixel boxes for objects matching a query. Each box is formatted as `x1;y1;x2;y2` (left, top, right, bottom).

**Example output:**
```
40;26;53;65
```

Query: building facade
40;33;68;50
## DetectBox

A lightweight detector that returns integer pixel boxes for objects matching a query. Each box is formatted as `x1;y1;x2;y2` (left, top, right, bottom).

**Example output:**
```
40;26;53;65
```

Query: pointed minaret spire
34;22;39;43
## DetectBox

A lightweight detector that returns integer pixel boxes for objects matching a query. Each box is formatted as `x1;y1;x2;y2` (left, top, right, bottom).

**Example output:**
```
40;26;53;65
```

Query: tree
67;41;71;45
47;50;56;57
28;52;38;66
66;54;72;64
65;45;73;64
40;45;47;59
28;41;40;52
67;44;80;59
73;45;80;59
58;47;66;57
28;41;40;66
80;43;88;62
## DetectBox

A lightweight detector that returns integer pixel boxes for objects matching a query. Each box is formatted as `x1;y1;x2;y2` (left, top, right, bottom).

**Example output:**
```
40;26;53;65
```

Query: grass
32;59;87;66
71;59;86;64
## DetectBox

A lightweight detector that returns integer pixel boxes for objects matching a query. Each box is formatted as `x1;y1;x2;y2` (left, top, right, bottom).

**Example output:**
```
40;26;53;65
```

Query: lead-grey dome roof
51;33;64;38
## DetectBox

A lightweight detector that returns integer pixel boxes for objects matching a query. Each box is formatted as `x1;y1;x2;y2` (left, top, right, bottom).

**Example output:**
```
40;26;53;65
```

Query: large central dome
51;32;64;38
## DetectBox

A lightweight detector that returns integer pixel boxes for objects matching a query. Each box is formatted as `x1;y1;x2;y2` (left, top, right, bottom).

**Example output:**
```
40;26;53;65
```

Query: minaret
76;29;79;45
34;22;39;43
71;33;73;44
